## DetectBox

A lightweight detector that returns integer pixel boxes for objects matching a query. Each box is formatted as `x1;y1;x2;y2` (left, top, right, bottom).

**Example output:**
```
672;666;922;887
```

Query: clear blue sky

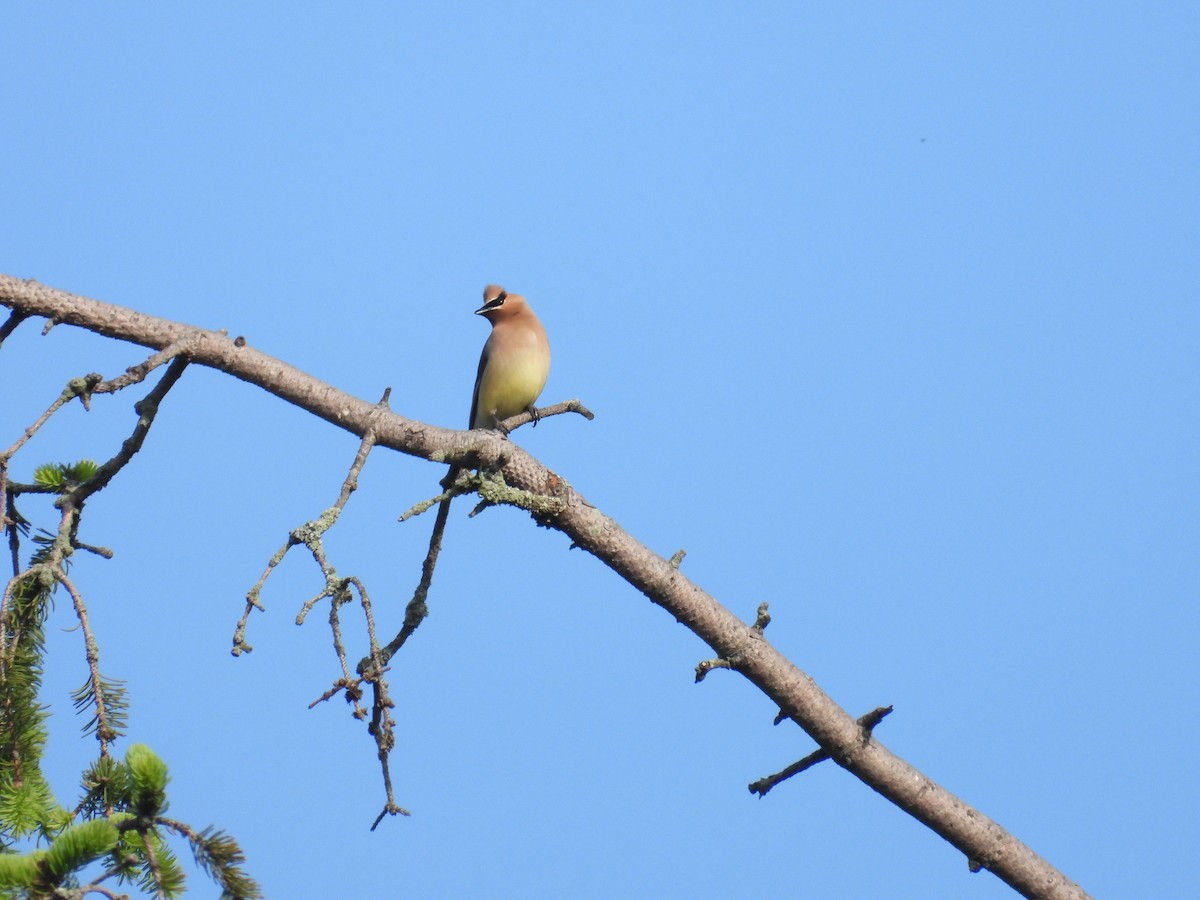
3;4;1197;898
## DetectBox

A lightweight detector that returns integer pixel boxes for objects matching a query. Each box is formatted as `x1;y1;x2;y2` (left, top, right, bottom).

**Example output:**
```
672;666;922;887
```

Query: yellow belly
472;334;551;428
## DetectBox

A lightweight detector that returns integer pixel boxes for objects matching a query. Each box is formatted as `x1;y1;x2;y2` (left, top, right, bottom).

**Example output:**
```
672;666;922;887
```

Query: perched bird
407;285;551;602
469;284;551;431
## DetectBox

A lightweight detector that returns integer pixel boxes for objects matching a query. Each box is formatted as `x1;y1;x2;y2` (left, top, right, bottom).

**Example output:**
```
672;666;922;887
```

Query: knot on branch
66;373;104;410
290;507;341;546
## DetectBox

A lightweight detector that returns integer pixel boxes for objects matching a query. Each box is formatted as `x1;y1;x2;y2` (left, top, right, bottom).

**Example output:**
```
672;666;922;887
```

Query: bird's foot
490;413;512;436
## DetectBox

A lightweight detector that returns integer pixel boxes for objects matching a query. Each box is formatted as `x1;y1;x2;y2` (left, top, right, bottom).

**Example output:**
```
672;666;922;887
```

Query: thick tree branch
0;274;1088;899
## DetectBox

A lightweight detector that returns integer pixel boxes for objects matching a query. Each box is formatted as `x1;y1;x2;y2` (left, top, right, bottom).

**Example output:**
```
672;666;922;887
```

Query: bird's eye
495;291;507;304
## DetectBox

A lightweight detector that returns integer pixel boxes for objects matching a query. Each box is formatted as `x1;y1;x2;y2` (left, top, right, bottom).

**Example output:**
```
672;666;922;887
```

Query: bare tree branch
0;274;1089;899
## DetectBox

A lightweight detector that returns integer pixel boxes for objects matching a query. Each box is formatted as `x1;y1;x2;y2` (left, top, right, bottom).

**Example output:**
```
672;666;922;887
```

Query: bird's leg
526;403;541;428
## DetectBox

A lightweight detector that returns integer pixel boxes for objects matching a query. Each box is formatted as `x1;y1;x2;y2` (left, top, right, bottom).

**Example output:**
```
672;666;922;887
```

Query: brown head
475;284;532;323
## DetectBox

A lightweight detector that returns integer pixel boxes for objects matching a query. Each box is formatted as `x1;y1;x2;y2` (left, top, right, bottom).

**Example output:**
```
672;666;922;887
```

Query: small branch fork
1;354;190;758
231;387;384;656
1;337;195;535
233;390;413;823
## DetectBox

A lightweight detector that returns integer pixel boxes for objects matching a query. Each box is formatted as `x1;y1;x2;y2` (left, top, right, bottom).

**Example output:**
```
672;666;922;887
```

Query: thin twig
0;376;98;464
92;338;193;395
0;309;29;347
58;566;117;756
366;661;408;827
76;886;123;899
308;675;367;710
232;394;387;655
500;398;594;431
376;485;453;669
294;529;340;624
749;706;894;797
327;583;355;684
351;575;383;678
3;493;21;576
139;821;166;899
73;357;189;503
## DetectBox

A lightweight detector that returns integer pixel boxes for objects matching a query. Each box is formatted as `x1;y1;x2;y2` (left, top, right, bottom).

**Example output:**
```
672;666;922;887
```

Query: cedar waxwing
469;285;551;430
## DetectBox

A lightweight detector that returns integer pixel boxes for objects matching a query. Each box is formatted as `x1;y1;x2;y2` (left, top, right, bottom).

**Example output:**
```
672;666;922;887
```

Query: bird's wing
469;341;490;429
